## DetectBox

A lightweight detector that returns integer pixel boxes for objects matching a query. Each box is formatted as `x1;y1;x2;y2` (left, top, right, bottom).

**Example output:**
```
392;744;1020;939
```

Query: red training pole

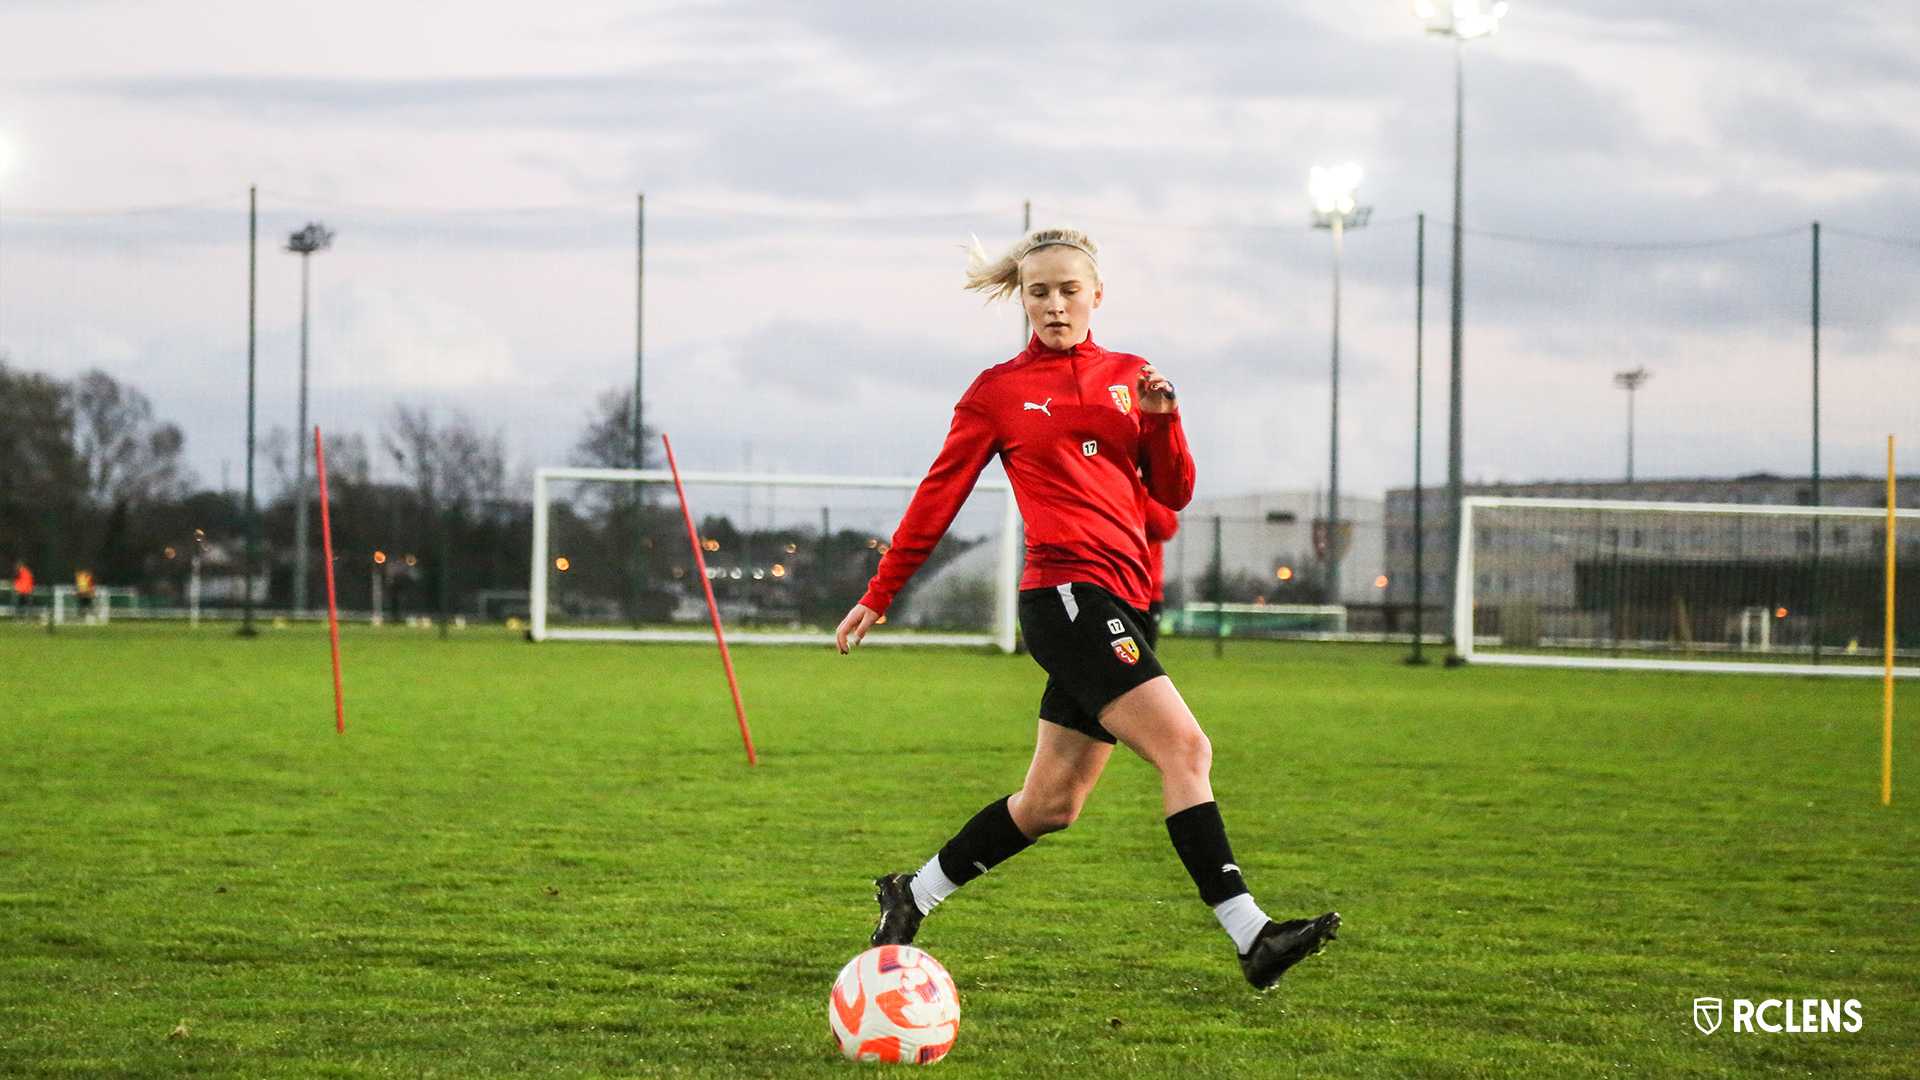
315;426;346;735
662;433;757;766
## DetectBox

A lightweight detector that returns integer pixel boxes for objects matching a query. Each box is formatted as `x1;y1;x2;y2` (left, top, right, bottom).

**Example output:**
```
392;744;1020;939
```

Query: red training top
859;335;1195;615
12;565;32;596
1142;497;1180;603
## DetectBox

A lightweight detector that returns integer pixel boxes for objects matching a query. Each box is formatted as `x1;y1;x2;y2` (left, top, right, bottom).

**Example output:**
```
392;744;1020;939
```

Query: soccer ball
828;945;960;1064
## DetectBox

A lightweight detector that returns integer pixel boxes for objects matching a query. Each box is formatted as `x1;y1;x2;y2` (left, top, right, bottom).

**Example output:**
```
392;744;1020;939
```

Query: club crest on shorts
1111;635;1140;665
1107;384;1131;413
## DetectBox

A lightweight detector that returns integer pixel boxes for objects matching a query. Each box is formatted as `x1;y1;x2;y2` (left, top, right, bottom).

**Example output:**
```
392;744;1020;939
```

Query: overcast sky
2;0;1916;505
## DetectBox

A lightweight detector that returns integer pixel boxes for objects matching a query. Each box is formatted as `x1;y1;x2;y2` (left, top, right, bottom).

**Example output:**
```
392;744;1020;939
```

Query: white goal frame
530;466;1021;651
1454;495;1920;678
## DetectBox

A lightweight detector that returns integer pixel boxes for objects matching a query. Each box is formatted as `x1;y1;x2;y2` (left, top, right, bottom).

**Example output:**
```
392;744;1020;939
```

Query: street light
1413;0;1508;662
1613;366;1651;483
286;221;334;616
1310;164;1370;605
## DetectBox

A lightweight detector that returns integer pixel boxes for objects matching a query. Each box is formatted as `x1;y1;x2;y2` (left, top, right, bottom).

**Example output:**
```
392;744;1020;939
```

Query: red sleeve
857;399;998;616
1138;411;1195;511
1143;498;1179;543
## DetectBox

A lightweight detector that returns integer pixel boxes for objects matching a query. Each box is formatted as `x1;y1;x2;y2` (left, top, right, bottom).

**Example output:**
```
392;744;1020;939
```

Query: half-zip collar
1022;333;1103;362
1023;333;1104;407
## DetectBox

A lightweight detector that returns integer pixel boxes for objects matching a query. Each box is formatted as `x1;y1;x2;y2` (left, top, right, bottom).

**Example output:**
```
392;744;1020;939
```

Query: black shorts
1019;583;1168;744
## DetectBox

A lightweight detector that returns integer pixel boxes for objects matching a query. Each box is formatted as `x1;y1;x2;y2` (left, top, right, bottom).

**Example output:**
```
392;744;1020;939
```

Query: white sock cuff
910;854;960;915
1212;892;1269;955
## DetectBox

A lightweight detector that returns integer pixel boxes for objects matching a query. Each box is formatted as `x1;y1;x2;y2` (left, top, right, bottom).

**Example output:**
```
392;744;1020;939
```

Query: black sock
1165;801;1249;906
934;795;1035;886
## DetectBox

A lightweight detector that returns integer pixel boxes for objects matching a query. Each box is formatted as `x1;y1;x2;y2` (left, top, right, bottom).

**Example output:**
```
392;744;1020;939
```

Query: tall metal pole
1811;221;1823;662
1626;384;1636;483
294;249;312;615
1020;199;1032;346
1327;215;1345;605
1410;213;1428;665
439;504;453;640
645;193;652;466
1212;513;1225;659
1884;435;1896;806
1444;38;1468;664
282;222;332;616
1612;368;1650;483
240;187;259;638
1812;221;1822;506
629;192;647;627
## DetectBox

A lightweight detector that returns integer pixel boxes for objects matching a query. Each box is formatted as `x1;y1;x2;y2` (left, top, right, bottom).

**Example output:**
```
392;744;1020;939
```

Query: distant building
1383;474;1920;611
1166;491;1387;607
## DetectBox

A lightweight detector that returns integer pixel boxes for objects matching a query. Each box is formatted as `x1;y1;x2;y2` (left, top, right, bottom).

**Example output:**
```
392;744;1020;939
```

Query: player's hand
836;603;881;654
1137;363;1177;414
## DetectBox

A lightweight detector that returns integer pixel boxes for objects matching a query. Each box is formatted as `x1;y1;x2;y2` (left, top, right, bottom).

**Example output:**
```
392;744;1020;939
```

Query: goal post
530;466;1021;651
1454;495;1920;677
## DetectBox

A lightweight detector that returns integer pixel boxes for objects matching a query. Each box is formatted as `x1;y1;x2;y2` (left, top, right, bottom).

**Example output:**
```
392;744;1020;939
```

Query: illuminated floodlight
1309;164;1363;216
1417;0;1510;658
1415;0;1508;39
1309;163;1370;602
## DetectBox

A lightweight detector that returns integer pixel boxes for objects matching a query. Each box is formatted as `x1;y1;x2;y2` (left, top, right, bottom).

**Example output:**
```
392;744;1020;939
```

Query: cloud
7;0;1920;493
314;278;516;388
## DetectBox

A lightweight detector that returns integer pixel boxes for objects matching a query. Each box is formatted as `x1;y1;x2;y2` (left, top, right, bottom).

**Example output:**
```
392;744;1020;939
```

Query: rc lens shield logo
1694;996;1863;1034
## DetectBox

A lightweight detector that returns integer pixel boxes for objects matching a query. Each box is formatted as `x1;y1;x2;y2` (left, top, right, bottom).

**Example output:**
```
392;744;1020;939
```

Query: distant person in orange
75;569;96;620
12;562;33;618
1143;496;1179;648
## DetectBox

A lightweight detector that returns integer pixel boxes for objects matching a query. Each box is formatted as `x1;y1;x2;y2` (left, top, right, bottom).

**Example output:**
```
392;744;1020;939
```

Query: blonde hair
964;227;1100;300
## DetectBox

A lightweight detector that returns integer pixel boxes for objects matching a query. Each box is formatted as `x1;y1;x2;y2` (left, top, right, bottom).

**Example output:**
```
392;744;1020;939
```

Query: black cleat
1239;911;1340;990
870;872;924;947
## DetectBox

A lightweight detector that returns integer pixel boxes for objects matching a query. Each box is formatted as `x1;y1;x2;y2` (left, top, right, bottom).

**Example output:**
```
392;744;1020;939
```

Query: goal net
529;467;1020;650
1455;496;1919;676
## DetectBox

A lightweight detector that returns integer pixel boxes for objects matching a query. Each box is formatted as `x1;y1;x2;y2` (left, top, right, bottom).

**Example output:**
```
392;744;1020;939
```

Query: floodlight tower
1311;164;1370;605
0;136;12;339
1613;366;1651;483
1413;0;1507;661
287;222;334;616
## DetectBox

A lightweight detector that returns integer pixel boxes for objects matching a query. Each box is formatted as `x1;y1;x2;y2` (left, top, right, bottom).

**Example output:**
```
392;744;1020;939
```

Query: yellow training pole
1885;435;1896;806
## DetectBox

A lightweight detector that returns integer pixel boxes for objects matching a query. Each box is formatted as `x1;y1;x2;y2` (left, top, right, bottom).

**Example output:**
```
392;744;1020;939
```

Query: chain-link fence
3;193;1916;632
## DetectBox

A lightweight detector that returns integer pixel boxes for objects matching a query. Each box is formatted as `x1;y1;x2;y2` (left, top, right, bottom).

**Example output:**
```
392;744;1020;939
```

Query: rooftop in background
1389;474;1920;513
1382;474;1920;609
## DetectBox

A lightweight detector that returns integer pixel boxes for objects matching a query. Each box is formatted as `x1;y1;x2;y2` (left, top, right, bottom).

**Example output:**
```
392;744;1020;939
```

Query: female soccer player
835;228;1339;989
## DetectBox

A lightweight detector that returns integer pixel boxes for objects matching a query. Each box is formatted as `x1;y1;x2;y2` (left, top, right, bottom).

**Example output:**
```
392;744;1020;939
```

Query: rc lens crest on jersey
1107;384;1132;413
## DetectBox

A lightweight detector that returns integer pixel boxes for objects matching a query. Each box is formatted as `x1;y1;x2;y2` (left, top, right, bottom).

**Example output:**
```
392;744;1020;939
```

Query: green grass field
1;622;1915;1078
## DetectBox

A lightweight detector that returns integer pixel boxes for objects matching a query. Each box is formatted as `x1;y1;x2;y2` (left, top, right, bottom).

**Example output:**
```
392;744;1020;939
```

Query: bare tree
72;370;192;507
568;386;668;624
262;425;295;499
569;387;657;521
322;431;372;488
0;360;83;567
571;386;649;470
382;405;508;512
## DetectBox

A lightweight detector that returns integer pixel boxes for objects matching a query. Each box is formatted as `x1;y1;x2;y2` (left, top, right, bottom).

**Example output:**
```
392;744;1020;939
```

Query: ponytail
964;227;1100;299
